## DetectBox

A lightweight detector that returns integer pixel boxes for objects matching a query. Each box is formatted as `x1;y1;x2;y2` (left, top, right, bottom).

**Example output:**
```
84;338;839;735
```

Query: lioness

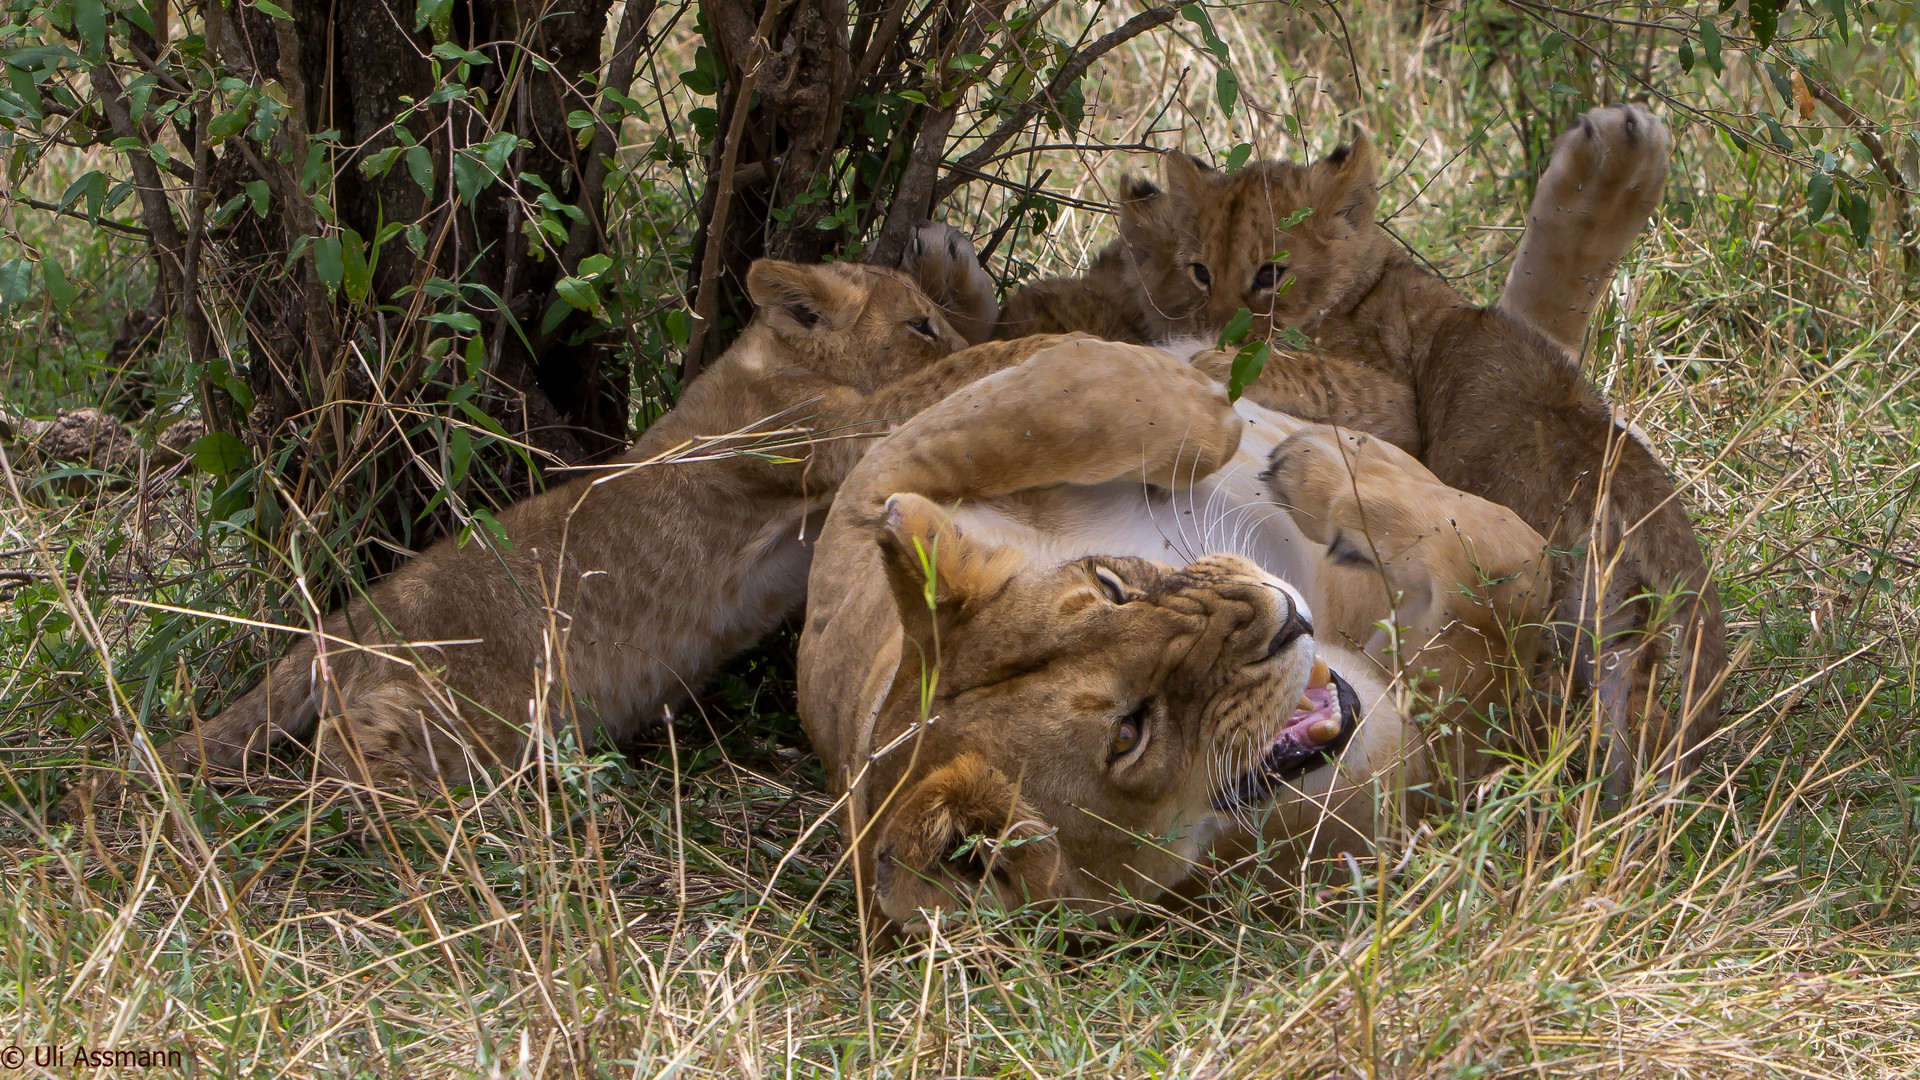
916;104;1726;795
797;339;1549;931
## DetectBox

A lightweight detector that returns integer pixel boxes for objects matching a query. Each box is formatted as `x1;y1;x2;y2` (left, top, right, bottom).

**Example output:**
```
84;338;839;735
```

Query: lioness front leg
1498;103;1670;352
901;221;999;345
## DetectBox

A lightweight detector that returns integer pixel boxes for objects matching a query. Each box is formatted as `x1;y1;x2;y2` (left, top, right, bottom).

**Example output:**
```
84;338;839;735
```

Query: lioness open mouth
1213;658;1361;812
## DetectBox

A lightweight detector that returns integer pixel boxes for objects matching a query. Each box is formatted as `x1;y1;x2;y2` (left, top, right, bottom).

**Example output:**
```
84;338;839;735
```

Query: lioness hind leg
1499;103;1670;353
901;221;999;345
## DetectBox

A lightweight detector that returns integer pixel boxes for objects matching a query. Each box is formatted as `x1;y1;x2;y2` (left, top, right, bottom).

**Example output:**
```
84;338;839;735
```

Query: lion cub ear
879;493;1023;640
746;259;863;337
1306;134;1380;234
873;753;1062;931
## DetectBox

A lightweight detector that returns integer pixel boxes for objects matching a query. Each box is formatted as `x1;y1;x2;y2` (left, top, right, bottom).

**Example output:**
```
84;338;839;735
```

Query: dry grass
4;1;1919;1076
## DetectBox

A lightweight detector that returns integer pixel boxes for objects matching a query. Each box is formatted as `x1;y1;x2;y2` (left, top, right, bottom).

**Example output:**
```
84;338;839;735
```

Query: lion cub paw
902;220;998;345
1501;103;1671;351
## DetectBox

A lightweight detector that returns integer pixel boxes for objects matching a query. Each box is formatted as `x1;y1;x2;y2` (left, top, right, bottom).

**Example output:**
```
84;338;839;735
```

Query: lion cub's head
1115;137;1391;340
863;494;1350;932
744;260;971;389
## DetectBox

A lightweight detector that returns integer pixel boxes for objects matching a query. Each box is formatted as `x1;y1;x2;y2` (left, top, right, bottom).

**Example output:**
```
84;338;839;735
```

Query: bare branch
929;4;1176;208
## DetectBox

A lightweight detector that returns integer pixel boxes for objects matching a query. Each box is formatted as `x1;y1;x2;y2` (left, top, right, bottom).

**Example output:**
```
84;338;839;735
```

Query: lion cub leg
1265;427;1551;784
310;681;516;789
901;221;999;345
1499;103;1670;352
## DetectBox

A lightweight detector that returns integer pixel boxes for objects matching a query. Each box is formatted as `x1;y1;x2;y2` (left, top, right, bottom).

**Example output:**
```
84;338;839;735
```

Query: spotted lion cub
913;104;1723;796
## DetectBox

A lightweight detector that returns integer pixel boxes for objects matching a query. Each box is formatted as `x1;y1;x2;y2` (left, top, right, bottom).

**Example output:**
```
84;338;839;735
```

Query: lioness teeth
1309;717;1342;742
1297;693;1316;713
1308;657;1330;689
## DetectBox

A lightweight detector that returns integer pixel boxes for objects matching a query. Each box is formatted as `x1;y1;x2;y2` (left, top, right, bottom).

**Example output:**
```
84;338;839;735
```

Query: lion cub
61;261;1074;809
1141;127;1724;794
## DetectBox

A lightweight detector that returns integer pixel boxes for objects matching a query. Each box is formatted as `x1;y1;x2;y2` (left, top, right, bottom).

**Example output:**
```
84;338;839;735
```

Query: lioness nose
1264;607;1313;659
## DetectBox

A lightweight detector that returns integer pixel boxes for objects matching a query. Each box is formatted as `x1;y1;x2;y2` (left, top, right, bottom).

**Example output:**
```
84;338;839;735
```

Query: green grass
4;1;1920;1076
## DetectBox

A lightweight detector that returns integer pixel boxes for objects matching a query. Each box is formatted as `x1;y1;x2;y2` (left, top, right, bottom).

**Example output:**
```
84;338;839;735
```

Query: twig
1;195;152;238
686;0;796;381
562;0;658;270
1793;67;1920;281
89;61;187;308
930;4;1177;208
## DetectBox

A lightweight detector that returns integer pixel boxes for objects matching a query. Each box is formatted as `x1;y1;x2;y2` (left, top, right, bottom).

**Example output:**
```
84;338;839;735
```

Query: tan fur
797;341;1550;932
914;106;1723;796
58;262;1078;816
1166;126;1723;795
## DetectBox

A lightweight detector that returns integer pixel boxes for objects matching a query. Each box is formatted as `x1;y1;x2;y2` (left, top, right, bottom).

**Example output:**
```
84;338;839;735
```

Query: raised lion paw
1499;103;1671;352
902;220;999;345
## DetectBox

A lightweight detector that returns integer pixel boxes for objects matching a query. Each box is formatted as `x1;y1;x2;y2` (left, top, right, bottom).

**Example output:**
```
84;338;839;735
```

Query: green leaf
464;332;486;381
244;179;269;216
59;170;107;220
1215;67;1238;116
0;258;32;311
665;309;691;349
254;0;293;19
189;432;250;475
1806;172;1832;222
445;425;471;491
415;0;454;34
424;311;482;333
7;64;41;121
554;275;603;318
1700;19;1723;75
1226;341;1270;403
577;253;613;279
313;235;343;289
1678;41;1694;73
42;259;78;312
405;144;434;195
208;107;250;141
1840;188;1872;245
340;227;370;304
360;144;403;178
1216;306;1254;349
1749;0;1779;47
1827;0;1848;42
1181;4;1231;62
73;0;105;57
1225;143;1253;171
452;151;488;203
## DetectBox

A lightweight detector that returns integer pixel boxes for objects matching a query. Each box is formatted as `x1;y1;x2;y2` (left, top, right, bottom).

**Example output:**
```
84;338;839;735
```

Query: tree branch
929;4;1176;208
686;0;797;381
89;61;187;307
1795;67;1920;281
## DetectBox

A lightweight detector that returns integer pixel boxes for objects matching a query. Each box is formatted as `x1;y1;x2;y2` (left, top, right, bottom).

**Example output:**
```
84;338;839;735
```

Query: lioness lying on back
798;339;1549;931
917;104;1727;796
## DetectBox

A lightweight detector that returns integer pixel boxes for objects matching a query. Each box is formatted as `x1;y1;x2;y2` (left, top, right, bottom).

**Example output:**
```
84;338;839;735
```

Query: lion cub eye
1252;262;1285;292
1187;262;1212;289
907;316;938;339
1094;565;1130;604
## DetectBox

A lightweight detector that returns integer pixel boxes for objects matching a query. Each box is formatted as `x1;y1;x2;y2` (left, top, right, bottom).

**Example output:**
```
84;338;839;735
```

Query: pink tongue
1276;686;1337;747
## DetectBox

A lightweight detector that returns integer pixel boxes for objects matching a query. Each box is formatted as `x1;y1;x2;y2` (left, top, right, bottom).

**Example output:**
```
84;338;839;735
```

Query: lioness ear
879;493;1023;642
872;753;1062;930
1307;133;1380;233
746;259;862;336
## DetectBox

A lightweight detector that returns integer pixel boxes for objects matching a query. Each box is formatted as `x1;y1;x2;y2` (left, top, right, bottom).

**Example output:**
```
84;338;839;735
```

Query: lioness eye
1111;716;1143;758
1188;262;1211;289
1253;262;1284;291
908;316;938;339
1094;566;1129;604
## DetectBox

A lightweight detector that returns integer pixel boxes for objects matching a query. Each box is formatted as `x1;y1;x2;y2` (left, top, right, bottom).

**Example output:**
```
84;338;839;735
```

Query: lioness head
1116;137;1387;340
863;493;1351;931
744;259;971;389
